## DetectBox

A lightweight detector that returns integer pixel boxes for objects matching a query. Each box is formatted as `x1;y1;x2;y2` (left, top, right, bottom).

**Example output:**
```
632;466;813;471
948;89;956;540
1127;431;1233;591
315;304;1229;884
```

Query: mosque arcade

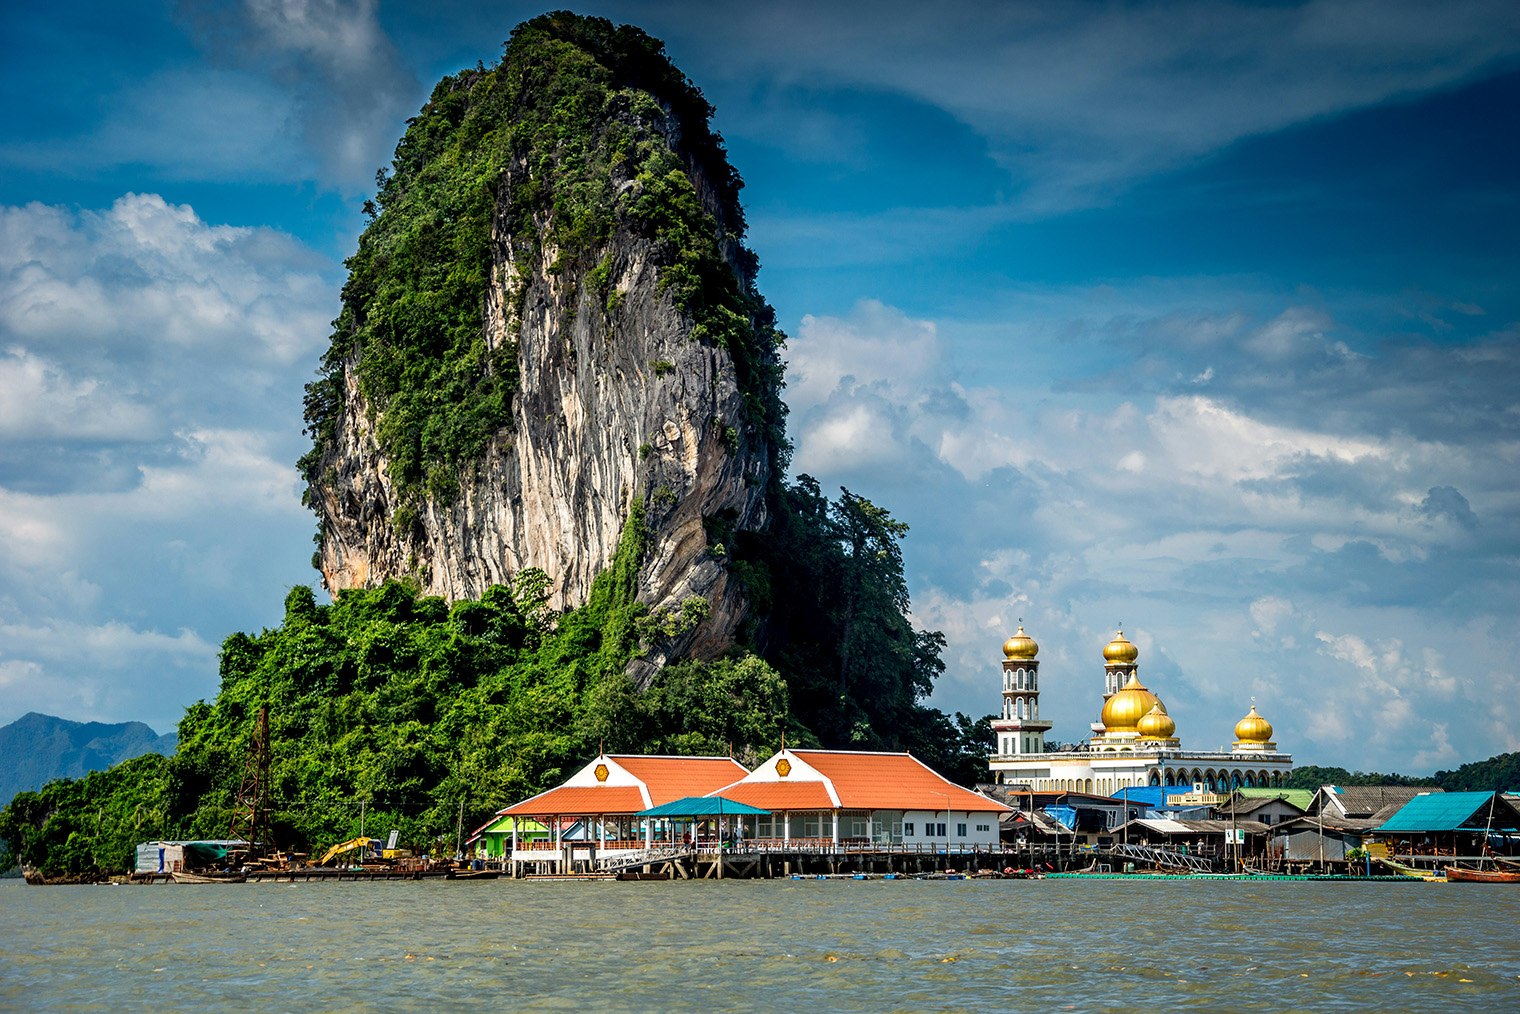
988;625;1291;795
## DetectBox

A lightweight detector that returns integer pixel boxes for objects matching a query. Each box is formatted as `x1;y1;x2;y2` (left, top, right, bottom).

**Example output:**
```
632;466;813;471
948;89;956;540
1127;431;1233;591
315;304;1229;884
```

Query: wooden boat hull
445;869;500;880
1444;866;1520;883
170;871;247;884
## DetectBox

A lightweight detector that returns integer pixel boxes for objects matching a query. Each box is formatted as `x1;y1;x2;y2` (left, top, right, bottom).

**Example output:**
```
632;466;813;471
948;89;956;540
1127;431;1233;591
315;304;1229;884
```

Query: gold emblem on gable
594;763;610;783
776;758;792;777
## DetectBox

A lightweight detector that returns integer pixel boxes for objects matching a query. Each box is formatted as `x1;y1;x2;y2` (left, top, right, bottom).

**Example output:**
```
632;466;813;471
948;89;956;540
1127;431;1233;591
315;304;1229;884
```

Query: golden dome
1234;704;1274;744
1137;702;1176;740
1002;625;1039;660
1101;673;1162;732
1102;630;1139;666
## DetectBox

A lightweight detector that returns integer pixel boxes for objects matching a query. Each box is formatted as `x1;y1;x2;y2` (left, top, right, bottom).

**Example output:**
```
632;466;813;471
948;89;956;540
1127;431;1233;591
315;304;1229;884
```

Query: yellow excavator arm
320;837;375;866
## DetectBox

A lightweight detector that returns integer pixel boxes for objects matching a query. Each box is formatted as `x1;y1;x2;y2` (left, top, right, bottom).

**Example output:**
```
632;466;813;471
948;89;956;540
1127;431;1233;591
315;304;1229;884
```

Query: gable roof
1238;787;1315;811
612;756;750;806
1317;785;1442;818
710;750;1012;813
1220;794;1305;818
496;754;748;817
1375;791;1520;833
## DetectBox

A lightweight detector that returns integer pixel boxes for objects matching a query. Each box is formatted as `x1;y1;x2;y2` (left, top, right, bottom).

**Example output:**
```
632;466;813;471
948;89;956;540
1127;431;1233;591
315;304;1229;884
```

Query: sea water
3;877;1517;1012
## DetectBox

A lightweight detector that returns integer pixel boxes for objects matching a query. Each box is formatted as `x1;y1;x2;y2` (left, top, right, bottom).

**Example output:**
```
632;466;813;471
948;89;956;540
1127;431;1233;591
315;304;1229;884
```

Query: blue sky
1;0;1517;773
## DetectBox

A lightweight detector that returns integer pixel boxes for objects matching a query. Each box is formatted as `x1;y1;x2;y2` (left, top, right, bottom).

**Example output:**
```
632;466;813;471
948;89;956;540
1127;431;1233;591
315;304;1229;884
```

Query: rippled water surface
4;878;1518;1012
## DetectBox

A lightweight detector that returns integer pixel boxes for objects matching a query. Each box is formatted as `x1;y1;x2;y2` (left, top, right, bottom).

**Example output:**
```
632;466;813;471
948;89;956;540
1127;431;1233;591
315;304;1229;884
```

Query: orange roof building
497;753;748;819
710;749;1011;847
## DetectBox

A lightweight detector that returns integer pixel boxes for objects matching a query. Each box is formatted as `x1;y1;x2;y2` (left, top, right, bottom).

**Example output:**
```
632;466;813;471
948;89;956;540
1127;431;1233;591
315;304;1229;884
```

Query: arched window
1149;771;1161;786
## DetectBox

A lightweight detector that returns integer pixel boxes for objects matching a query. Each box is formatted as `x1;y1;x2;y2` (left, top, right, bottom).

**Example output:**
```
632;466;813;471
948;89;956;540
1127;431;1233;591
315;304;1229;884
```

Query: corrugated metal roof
1323;785;1442;818
1238;787;1314;810
1376;791;1520;832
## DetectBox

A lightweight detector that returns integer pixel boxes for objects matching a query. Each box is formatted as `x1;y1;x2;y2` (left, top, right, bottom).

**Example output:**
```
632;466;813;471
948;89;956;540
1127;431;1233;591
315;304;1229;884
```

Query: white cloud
0;348;157;441
0;194;330;731
788;293;1520;770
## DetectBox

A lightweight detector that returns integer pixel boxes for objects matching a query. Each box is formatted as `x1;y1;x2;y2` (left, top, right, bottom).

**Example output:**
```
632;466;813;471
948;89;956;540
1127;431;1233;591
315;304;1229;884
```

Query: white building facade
988;628;1292;795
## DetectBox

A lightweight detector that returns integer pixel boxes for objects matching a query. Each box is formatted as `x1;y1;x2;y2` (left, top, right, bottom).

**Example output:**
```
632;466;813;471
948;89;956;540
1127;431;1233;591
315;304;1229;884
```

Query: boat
1444;865;1520;883
445;868;500;880
1374;856;1436;879
170;871;247;884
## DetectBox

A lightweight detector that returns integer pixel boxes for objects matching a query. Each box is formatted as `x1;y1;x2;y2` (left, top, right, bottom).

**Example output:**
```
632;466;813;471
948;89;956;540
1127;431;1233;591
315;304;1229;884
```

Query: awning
637;795;774;817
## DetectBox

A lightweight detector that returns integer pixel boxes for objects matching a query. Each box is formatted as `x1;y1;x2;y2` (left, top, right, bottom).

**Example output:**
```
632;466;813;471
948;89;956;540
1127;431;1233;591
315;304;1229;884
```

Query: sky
1;0;1517;774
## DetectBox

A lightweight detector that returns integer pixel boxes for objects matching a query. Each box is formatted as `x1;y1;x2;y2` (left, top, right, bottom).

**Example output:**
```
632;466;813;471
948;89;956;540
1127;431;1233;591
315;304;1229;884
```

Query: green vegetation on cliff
299;11;784;509
1;14;989;877
2;480;993;876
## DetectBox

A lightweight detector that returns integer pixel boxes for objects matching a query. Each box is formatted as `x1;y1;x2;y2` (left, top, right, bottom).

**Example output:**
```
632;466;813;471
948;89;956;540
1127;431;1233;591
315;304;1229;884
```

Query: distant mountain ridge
0;712;176;806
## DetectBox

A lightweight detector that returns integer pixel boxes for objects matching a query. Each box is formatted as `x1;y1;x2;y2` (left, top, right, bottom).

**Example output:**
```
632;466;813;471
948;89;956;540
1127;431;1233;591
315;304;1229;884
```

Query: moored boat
170;871;247;884
1444;865;1520;883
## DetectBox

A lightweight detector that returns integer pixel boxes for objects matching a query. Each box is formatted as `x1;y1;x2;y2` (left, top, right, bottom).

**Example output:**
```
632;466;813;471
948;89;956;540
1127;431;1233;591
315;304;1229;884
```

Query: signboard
1166;792;1227;806
1225;829;1245;844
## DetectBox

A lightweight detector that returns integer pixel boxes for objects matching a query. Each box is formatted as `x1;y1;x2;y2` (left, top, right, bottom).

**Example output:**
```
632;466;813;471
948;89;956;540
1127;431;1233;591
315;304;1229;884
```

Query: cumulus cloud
0;194;331;730
786;293;1520;769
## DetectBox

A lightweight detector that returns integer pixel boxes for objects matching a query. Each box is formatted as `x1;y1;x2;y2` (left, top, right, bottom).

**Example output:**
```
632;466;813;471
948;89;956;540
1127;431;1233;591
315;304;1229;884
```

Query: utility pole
455;795;466;860
359;799;366;839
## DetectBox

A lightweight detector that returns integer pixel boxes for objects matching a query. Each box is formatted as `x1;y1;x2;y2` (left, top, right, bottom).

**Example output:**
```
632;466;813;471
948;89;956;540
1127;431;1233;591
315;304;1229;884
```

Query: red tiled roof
792;751;1010;813
498;786;647;817
613;756;749;806
714;781;836;811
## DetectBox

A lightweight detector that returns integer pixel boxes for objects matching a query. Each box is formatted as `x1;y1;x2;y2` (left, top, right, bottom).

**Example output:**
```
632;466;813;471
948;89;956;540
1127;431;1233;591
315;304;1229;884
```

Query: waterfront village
133;628;1520;884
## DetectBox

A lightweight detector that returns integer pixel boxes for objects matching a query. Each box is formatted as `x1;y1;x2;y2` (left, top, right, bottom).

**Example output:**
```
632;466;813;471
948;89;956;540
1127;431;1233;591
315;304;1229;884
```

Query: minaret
991;624;1052;759
1101;627;1140;698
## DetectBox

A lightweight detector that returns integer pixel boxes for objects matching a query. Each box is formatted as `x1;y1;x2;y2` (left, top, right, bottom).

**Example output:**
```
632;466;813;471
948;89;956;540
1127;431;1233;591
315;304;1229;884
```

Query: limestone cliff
300;15;786;677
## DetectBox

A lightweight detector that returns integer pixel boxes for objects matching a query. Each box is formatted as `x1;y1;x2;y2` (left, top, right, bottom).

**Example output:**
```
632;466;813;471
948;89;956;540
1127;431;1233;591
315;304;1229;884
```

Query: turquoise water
3;878;1517;1012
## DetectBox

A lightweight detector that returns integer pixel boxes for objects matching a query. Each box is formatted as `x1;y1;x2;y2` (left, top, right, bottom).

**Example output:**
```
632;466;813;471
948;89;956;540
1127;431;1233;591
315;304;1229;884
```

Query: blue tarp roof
1377;792;1520;833
636;796;772;817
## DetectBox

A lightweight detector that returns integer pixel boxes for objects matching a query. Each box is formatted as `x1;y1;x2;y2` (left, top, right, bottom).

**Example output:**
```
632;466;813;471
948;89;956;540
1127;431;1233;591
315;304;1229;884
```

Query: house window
957;823;967;837
904;822;915;836
976;824;990;832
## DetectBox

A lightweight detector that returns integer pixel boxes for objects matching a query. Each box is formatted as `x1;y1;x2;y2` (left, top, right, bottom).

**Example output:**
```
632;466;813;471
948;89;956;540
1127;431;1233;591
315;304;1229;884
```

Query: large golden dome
1101;673;1162;732
1136;702;1176;740
1234;704;1274;744
1102;630;1139;665
1002;625;1039;660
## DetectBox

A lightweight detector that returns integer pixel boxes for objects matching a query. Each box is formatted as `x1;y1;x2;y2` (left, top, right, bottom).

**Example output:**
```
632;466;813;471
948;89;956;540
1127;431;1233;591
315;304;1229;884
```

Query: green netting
182;842;230;866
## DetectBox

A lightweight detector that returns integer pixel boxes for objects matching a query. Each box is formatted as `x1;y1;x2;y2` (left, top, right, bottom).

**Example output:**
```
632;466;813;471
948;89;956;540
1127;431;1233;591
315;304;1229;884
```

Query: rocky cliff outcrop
301;15;785;677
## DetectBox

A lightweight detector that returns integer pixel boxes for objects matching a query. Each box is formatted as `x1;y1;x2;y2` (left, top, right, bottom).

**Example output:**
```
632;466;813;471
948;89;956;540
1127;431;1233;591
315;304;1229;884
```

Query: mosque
987;625;1292;795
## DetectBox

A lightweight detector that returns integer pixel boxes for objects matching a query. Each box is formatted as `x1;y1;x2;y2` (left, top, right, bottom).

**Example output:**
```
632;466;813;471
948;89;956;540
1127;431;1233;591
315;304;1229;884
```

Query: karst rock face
303;17;783;680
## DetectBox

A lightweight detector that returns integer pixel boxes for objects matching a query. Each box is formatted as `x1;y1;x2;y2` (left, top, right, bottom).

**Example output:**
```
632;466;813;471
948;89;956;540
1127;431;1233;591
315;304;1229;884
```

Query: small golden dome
1137;702;1176;740
1101;673;1162;732
1234;704;1274;743
1103;630;1139;666
1002;625;1039;660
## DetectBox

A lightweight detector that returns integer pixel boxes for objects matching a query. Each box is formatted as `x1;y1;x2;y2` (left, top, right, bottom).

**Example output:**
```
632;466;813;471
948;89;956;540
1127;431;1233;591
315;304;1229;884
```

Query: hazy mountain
0;712;176;806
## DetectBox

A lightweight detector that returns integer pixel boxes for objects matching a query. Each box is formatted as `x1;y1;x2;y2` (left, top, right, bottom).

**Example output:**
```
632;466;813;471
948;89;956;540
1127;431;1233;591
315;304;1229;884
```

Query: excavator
319;836;414;868
319;837;380;867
